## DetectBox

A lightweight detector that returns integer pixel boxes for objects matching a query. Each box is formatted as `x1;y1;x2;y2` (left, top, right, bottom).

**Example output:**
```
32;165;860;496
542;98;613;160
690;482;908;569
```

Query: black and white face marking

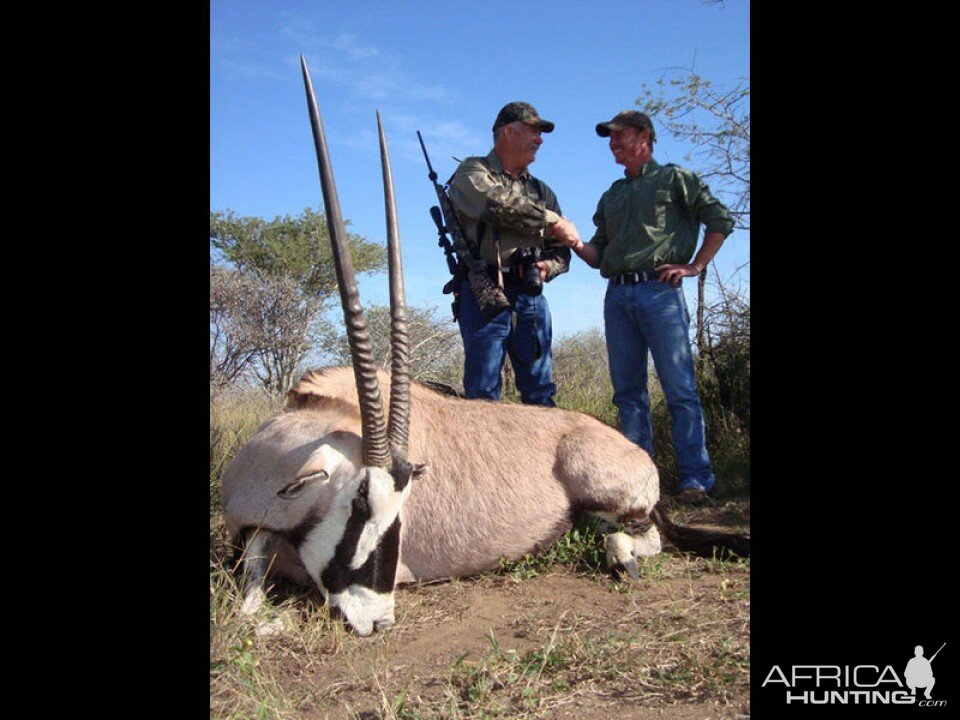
294;457;420;636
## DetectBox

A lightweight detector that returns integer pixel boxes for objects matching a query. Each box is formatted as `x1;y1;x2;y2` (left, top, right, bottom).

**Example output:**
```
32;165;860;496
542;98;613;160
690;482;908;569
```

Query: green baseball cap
492;102;555;133
595;110;656;139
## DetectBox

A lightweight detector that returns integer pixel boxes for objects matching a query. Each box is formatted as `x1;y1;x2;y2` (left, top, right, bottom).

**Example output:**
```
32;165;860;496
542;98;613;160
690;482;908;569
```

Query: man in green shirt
555;110;734;501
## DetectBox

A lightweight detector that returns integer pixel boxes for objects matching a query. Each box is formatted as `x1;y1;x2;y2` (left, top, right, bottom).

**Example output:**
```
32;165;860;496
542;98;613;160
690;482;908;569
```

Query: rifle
929;642;946;663
416;131;509;321
430;205;460;285
417;131;466;301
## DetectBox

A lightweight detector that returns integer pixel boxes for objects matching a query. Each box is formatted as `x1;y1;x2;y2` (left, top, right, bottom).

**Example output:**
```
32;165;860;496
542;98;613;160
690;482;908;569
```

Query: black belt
613;270;661;285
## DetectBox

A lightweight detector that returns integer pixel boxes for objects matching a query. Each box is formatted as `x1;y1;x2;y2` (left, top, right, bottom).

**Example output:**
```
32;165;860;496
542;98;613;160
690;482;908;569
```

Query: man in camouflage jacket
448;102;580;406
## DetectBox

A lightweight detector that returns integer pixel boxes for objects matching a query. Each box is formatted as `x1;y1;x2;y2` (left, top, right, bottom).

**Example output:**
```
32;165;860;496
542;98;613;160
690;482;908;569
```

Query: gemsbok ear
412;464;428;477
277;477;308;499
286;388;312;409
276;469;329;499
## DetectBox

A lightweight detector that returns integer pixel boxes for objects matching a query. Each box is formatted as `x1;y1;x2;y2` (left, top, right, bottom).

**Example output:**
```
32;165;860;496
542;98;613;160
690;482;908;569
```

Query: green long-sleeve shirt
588;159;734;278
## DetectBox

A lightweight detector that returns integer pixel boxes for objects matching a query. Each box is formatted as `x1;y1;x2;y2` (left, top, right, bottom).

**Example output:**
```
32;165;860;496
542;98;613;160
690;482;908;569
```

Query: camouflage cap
595;110;656;139
492;102;555;133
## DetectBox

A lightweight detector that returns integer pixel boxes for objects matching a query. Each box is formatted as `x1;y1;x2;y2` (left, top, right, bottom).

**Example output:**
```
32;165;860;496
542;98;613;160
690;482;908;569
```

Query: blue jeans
457;280;556;406
604;279;715;492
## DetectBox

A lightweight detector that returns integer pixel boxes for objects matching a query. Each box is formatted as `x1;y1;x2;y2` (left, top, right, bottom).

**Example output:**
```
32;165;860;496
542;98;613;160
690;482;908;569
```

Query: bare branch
327;304;465;388
638;70;750;232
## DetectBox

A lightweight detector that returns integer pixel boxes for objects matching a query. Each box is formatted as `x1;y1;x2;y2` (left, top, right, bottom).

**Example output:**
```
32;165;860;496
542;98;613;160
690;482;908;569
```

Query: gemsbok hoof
605;532;639;580
605;526;662;580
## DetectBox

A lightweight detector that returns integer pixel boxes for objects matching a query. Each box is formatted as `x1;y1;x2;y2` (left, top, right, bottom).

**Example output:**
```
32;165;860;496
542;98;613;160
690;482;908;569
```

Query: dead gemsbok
220;56;749;636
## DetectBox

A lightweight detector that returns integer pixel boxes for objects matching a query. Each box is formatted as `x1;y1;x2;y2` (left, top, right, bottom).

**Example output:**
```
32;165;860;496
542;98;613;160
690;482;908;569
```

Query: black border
750;4;952;715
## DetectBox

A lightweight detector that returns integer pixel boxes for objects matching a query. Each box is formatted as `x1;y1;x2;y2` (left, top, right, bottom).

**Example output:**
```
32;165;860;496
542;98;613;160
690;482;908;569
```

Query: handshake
550;216;582;251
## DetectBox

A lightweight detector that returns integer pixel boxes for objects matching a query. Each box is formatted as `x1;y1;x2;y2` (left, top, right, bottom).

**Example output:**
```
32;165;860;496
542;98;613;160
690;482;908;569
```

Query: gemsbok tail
650;506;750;559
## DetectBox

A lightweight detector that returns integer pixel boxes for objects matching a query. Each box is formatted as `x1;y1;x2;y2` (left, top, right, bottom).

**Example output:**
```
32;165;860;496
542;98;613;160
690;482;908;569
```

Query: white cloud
328;33;380;62
213;37;282;80
340;128;378;151
280;19;453;105
383;114;485;164
269;16;479;165
326;109;482;171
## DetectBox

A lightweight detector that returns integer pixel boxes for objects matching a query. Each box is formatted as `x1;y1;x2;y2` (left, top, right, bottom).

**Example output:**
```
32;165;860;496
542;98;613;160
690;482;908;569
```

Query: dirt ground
211;500;750;720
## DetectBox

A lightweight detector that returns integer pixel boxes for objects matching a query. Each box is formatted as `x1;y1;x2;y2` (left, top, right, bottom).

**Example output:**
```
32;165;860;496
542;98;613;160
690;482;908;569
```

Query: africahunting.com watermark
762;643;947;706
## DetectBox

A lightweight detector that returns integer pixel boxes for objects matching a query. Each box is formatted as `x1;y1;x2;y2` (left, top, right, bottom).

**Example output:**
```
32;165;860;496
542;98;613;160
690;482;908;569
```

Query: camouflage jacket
448;150;570;281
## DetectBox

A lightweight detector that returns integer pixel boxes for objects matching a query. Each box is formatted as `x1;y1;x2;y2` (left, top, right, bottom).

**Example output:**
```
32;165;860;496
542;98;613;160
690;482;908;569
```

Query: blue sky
211;0;750;339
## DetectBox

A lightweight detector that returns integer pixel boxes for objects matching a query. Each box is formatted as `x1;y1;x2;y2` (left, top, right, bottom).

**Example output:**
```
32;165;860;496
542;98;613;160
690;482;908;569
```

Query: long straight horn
300;55;390;468
376;110;410;459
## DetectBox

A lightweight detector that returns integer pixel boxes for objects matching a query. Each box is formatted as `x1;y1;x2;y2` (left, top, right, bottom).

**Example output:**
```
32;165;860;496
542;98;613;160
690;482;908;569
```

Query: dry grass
209;509;750;720
441;567;749;718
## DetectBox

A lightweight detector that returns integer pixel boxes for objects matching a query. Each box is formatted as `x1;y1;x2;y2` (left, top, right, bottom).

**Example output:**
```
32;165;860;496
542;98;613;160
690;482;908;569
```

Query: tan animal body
221;57;748;636
224;366;661;582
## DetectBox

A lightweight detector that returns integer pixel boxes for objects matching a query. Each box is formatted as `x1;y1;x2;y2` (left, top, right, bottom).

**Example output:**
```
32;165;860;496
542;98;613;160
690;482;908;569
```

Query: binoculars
514;247;543;297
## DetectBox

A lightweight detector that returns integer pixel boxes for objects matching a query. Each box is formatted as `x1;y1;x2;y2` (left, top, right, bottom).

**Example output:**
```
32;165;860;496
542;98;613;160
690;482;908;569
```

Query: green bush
552;328;617;425
550;327;749;498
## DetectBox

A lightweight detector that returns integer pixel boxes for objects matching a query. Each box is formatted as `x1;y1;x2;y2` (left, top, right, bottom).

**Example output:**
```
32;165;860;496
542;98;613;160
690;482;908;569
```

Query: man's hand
655;233;725;286
654;263;702;287
549;216;581;249
550;216;601;268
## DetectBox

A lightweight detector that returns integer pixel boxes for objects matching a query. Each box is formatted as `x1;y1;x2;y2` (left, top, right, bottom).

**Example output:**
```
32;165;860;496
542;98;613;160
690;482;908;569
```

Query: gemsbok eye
277;469;329;499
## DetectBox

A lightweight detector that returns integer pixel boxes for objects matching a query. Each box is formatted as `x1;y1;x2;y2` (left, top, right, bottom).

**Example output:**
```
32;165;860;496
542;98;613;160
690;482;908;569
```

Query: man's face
508;122;544;166
608;126;649;168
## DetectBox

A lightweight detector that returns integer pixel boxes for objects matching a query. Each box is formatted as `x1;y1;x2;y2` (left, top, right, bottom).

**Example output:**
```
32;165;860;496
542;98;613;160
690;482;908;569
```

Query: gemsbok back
219;56;749;636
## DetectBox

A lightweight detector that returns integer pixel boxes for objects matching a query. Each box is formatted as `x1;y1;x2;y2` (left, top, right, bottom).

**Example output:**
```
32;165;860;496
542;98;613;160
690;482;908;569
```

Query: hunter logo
762;642;947;707
905;645;942;700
